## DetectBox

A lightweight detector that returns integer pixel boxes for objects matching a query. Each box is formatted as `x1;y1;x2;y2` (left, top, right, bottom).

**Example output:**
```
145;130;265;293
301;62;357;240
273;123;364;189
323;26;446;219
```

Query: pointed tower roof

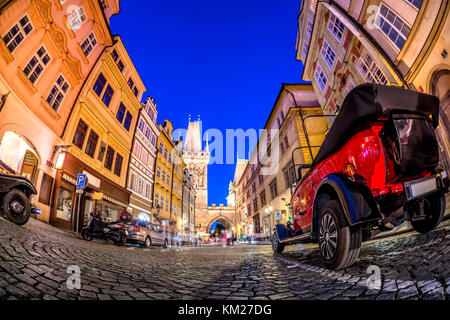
184;119;203;153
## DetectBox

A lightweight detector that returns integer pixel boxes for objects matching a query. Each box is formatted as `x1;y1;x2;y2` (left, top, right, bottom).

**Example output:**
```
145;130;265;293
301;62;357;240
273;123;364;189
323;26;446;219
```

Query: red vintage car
272;83;449;270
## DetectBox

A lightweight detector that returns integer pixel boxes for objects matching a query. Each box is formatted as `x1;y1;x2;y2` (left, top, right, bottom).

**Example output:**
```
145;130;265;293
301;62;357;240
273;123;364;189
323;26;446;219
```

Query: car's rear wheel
271;232;285;253
144;236;151;248
318;200;362;270
411;192;445;234
3;189;31;226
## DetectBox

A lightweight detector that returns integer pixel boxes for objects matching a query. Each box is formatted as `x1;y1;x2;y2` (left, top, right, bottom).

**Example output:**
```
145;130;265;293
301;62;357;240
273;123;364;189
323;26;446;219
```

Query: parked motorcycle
81;211;128;246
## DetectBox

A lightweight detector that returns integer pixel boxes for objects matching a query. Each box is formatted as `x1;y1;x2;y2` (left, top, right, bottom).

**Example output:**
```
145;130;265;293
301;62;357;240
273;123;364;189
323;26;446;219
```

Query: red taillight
134;226;140;233
117;224;125;228
344;163;356;177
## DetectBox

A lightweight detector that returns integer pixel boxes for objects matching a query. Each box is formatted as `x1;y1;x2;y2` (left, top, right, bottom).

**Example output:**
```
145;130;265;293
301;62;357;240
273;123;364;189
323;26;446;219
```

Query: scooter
81;212;128;246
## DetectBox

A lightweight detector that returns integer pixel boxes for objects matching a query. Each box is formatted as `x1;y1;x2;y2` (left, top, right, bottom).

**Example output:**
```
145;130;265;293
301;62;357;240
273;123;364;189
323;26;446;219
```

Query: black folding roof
311;83;440;167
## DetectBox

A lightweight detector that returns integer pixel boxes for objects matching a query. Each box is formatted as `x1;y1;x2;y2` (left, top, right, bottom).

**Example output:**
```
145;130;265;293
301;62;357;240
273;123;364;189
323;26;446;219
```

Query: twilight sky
111;0;306;205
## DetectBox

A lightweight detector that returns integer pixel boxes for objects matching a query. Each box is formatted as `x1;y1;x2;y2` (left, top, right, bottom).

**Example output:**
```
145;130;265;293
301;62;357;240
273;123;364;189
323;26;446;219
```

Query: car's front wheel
271;232;285;253
318;200;361;270
3;189;31;225
411;192;445;234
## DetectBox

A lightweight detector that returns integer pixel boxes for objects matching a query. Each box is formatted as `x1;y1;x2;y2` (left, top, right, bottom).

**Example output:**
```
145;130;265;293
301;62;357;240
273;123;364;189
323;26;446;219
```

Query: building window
405;0;422;10
328;14;345;42
269;179;278;200
303;40;309;60
141;149;148;165
260;191;266;206
2;15;33;53
111;49;118;62
99;0;108;9
93;73;106;96
159;143;163;153
357;51;388;84
102;85;114;107
46;75;69;111
81;32;97;57
114;153;123;176
167;174;171;185
117;60;124;72
162;170;166;182
23;46;51;84
97;142;106;161
68;6;87;31
127;77;134;89
116;103;126;123
72;119;88;149
168;154;172;163
376;4;410;50
133;141;141;158
342;75;355;98
155;193;159;207
84;129;99;158
123;112;132;131
284;136;289;149
104;146;115;170
314;64;328;92
157;166;161;178
321;40;336;69
164;148;168;159
145;128;150;139
133;87;139;97
253;198;258;212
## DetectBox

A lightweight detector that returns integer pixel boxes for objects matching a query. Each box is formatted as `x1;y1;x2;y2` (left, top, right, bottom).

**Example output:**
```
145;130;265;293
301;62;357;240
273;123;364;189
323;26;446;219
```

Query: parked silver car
125;219;168;248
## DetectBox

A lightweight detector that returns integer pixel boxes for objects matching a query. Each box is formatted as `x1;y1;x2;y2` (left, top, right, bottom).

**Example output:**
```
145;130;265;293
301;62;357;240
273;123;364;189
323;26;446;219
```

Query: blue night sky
111;0;306;205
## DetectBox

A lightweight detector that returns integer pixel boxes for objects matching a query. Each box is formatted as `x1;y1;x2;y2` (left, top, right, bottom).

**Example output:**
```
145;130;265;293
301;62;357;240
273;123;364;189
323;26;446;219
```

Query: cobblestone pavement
0;216;448;300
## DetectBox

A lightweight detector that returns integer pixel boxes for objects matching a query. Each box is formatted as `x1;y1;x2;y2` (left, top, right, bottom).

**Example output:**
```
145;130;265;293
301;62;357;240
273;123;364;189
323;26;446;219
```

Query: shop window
104;206;118;223
81;32;97;57
104;146;115;170
114;153;123;176
123;112;132;131
56;186;73;221
85;129;99;158
3;15;33;53
23;46;51;84
72;119;88;149
46;75;69;111
102;85;114;107
116;103;126;123
93;73;106;96
38;173;53;205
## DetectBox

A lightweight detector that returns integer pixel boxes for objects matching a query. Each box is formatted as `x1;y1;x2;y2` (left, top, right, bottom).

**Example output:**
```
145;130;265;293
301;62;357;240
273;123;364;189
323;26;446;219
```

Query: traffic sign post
75;174;88;237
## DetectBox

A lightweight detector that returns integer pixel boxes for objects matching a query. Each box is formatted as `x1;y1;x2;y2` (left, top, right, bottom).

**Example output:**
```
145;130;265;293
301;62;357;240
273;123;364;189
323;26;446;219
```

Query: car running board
279;233;311;244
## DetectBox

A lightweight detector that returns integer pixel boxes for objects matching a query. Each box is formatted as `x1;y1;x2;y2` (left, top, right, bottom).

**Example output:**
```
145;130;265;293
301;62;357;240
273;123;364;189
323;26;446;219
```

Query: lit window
81;32;97;57
23;46;51;84
68;6;87;31
357;51;388;84
321;40;336;69
46;75;69;111
314;64;328;92
376;4;410;50
2;15;33;53
327;14;345;42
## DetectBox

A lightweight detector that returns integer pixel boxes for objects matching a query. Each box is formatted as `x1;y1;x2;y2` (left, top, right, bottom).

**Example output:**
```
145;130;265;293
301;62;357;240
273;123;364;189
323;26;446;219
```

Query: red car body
273;84;449;270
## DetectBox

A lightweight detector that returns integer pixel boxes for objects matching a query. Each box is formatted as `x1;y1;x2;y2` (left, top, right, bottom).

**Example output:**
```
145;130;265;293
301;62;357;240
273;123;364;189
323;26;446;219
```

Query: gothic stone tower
182;119;210;211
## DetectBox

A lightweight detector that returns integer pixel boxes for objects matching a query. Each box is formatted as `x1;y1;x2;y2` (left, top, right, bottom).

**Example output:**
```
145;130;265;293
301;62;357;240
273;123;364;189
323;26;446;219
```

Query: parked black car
0;173;38;225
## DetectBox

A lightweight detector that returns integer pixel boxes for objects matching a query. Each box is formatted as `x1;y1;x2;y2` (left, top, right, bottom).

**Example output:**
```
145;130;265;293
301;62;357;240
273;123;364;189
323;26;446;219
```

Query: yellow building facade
52;34;146;230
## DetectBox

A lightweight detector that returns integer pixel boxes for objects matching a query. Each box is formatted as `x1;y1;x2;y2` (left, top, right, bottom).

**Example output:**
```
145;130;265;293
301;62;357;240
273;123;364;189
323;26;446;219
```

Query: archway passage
206;215;234;234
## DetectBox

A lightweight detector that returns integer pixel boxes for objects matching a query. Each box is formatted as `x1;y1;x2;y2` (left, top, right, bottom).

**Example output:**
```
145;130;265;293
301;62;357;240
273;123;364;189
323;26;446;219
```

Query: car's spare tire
3;189;31;225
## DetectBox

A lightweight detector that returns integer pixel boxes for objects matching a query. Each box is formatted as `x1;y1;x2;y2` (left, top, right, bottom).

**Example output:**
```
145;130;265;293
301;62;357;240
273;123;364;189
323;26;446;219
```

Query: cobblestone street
0;216;449;301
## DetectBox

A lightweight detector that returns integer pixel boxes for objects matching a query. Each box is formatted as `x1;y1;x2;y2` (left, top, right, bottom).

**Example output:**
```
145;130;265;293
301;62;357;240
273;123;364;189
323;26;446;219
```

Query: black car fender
311;174;381;240
0;174;37;197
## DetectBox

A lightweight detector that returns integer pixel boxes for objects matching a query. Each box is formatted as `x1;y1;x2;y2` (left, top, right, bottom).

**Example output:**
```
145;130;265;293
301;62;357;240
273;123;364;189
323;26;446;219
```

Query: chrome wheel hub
319;213;338;260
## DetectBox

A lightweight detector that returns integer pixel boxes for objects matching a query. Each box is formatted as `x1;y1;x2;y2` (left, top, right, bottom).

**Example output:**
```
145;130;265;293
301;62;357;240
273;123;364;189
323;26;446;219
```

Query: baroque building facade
0;0;119;226
127;96;159;221
296;0;450;175
233;84;325;240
